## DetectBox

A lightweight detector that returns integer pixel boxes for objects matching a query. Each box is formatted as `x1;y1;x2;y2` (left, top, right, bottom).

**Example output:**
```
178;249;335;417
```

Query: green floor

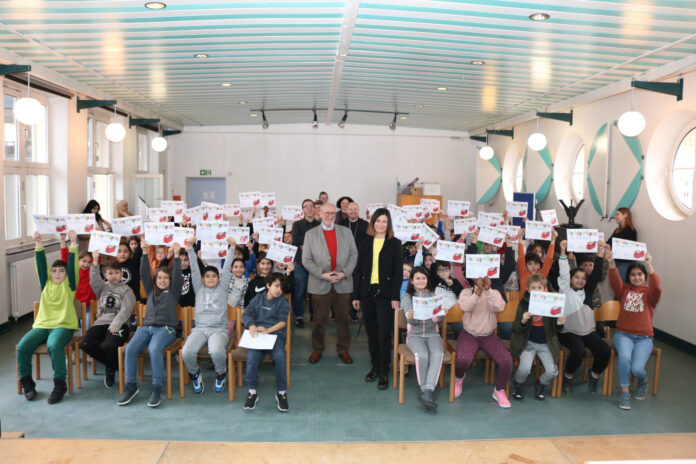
2;316;695;442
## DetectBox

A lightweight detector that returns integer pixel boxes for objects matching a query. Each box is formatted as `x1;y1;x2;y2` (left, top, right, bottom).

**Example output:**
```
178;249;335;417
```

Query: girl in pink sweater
455;276;513;408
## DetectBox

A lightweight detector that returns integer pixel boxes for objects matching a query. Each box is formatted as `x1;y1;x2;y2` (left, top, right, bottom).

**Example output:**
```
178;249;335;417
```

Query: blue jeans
497;322;512;340
292;262;309;319
125;326;176;386
613;330;653;388
245;337;286;391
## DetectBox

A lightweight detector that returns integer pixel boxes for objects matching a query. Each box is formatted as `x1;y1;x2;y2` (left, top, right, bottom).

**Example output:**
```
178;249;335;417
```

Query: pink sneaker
454;375;465;398
492;389;511;408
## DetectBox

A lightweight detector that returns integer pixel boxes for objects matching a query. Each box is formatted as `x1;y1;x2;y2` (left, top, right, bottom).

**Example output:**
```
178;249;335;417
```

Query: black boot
19;376;37;401
512;381;525;400
534;380;546;401
47;379;67;404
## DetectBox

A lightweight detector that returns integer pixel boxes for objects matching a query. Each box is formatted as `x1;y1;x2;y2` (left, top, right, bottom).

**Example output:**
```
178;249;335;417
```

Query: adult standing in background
352;208;403;390
335;196;354;223
318;191;329;204
115;200;132;218
83;200;111;232
607;207;637;283
303;203;358;365
338;202;368;248
290;199;321;328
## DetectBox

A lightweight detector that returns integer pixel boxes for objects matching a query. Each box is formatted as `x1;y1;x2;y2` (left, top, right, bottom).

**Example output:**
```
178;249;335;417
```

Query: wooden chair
395;307;454;404
229;302;293;401
178;305;237;401
555;300;618;397
117;303;189;399
15;301;83;395
601;301;662;396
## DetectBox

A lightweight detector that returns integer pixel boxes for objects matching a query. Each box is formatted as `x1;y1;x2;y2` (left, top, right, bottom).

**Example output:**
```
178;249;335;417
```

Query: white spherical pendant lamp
105;122;126;143
617;111;645;137
151;136;168;152
527;132;547;151
479;145;494;160
13;97;44;125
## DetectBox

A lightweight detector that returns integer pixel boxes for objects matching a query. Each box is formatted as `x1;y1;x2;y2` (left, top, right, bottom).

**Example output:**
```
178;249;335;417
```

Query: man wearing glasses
302;203;358;364
290;199;321;328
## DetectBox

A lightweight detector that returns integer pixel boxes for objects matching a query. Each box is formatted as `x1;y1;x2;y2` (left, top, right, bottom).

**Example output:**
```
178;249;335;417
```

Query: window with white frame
137;129;150;172
87;113;115;221
515;157;524;191
3;84;50;243
671;127;696;213
572;145;586;202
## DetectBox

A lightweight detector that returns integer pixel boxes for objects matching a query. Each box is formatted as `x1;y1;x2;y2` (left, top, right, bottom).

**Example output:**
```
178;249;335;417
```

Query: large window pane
4;173;21;239
572;145;586;202
137;132;149;171
672;128;696;211
136;176;161;207
25;174;49;236
4;95;17;161
24;104;47;163
93;173;113;220
94;120;110;168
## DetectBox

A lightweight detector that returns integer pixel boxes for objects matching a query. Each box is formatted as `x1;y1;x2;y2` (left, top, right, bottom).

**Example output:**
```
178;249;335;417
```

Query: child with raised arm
242;273;291;413
400;266;447;411
17;230;80;404
117;241;183;408
510;274;566;401
605;247;661;410
181;235;236;394
80;253;136;389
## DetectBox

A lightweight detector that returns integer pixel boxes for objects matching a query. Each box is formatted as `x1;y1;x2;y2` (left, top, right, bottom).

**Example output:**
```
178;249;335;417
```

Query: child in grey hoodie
182;235;235;394
79;255;136;389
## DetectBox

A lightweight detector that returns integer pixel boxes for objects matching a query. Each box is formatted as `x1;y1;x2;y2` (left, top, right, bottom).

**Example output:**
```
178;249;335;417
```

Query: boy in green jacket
17;230;80;404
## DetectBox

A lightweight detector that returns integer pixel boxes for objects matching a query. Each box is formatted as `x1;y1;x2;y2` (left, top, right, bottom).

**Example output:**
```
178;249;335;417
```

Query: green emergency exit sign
200;169;212;176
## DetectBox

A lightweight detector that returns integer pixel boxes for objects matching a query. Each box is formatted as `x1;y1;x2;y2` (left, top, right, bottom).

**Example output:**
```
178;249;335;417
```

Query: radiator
10;250;60;319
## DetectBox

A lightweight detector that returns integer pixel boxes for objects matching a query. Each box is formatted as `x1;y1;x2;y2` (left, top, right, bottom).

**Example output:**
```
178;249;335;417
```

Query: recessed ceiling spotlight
238;101;248;105
528;12;550;21
249;113;258;117
144;2;166;10
436;87;448;91
193;53;209;58
220;83;232;87
415;104;424;108
470;60;485;65
399;116;408;120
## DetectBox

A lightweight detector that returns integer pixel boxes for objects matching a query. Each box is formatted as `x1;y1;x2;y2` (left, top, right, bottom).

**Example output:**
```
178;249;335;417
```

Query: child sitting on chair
17;230;80;404
181;235;235;395
242;273;291;413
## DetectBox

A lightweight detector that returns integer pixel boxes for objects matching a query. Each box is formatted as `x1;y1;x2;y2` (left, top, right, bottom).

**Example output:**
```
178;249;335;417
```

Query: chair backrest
497;299;519;323
442;304;464;343
393;309;401;351
595;300;620;322
284;309;292;351
506;291;521;303
33;301;39;320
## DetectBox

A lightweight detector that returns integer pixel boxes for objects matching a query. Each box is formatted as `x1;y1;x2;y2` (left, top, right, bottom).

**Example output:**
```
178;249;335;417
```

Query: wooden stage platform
1;433;695;463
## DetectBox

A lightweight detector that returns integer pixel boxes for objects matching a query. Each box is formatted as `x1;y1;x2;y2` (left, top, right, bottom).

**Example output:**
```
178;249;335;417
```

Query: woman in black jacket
352;208;403;390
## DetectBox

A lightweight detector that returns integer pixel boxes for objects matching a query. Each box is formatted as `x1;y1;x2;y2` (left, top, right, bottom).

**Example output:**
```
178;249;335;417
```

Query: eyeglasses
323;211;336;216
302;205;314;209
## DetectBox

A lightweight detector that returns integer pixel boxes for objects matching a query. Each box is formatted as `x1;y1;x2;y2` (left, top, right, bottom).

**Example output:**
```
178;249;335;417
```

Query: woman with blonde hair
116;200;133;218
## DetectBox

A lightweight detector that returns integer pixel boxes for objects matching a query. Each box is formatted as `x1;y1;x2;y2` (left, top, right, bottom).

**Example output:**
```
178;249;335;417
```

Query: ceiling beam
325;0;360;125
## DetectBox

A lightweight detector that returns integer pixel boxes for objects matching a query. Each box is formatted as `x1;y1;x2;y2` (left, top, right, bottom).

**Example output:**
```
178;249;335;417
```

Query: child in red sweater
605;246;662;411
60;233;95;324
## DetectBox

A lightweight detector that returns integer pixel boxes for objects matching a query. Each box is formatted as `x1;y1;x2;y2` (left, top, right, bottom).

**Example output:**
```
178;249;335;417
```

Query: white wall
166;126;475;214
476;69;696;344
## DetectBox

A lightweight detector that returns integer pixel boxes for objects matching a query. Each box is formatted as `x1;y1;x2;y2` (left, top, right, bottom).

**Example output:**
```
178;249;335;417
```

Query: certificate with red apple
223;204;241;218
88;231;121;257
367;203;384;216
477;211;504;228
394;223;422;243
420;198;441;214
524;220;553;241
144;222;175;246
477;225;507;247
162;201;186;223
403;204;425;221
239;191;261;208
148;208;169;223
258;226;283;245
465;254;500;279
266;240;298;264
529;291;566;318
436;240;465;263
567;229;599;253
252;216;277;231
112;215;144;236
259;192;276;208
447;200;470;218
66;214;97;235
612;238;647;261
173;227;195;247
412;294;446;320
282;205;303;221
185;205;205;225
201;240;228;260
196;221;228;242
419;224;440;248
387;204;406;221
454;217;477;235
33;215;68;235
506;201;528;218
228;226;250;245
503;225;521;243
540;209;559;226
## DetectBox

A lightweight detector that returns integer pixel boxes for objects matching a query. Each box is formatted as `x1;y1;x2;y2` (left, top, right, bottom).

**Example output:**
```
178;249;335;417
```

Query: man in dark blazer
338;201;369;320
303;203;358;364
